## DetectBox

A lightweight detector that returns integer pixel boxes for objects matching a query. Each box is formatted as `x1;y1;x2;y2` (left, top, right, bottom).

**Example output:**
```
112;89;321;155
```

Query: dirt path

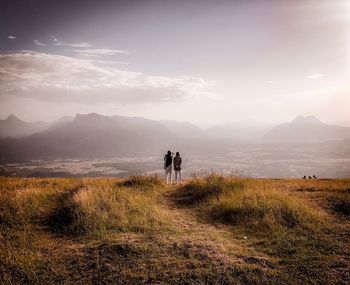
23;183;277;284
157;185;275;268
161;185;243;247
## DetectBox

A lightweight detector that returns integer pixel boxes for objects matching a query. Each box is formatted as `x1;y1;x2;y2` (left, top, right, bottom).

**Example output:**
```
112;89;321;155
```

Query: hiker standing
174;152;182;184
164;150;173;184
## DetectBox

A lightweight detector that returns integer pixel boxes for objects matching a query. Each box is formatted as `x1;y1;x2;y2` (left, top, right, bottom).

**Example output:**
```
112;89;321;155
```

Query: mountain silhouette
262;115;350;142
0;115;51;138
1;113;350;162
0;113;189;161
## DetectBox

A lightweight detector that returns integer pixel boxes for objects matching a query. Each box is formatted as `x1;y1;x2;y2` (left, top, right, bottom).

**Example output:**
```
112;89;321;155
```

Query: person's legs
169;169;173;184
175;170;178;184
165;166;172;184
164;169;168;184
176;170;181;184
174;170;181;184
179;170;182;184
165;167;171;184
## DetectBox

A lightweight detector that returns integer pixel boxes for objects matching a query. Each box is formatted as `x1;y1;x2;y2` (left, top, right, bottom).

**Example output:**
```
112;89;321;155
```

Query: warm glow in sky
0;0;349;126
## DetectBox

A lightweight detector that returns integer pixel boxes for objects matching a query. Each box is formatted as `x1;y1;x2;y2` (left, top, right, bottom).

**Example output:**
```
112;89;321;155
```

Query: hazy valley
1;113;350;178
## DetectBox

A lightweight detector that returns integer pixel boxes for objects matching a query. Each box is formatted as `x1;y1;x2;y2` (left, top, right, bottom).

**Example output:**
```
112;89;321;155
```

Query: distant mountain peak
56;116;74;123
1;114;51;138
262;115;350;142
74;113;106;122
292;115;322;124
76;112;101;118
6;114;21;122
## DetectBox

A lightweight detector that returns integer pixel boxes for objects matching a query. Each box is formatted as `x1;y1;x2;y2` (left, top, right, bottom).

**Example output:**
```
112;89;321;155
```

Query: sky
0;0;349;127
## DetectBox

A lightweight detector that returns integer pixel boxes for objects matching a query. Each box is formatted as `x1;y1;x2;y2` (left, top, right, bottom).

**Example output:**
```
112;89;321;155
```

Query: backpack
174;156;182;170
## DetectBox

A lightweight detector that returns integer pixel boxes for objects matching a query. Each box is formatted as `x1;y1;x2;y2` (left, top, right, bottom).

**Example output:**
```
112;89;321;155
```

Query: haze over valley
1;113;349;178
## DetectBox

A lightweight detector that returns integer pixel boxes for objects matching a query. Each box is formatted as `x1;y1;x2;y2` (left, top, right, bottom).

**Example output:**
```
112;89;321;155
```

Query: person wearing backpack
164;150;173;184
173;152;182;184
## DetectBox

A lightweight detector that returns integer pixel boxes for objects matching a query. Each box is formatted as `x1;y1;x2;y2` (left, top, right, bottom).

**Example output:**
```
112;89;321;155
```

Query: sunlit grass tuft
211;188;323;232
68;183;168;237
182;176;324;233
181;175;245;203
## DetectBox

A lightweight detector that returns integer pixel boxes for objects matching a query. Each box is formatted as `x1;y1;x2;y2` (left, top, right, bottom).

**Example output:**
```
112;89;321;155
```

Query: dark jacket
164;154;172;169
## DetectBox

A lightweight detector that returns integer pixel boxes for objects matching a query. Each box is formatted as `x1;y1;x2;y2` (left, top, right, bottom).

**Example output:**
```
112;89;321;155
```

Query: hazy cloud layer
52;36;92;48
74;48;130;58
0;51;212;104
308;74;324;79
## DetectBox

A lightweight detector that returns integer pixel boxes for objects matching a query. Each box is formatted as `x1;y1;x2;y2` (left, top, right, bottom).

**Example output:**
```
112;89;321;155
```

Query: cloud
0;51;213;104
57;42;93;48
51;36;59;43
34;40;46;46
74;48;130;57
92;59;130;65
8;35;16;40
50;37;128;58
308;74;324;79
51;36;92;48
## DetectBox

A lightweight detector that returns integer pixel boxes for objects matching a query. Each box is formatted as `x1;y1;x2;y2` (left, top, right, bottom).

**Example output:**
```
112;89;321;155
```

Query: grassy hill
1;176;349;284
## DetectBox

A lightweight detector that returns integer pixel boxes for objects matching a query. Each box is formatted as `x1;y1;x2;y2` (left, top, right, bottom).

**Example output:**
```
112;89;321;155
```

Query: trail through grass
1;176;350;284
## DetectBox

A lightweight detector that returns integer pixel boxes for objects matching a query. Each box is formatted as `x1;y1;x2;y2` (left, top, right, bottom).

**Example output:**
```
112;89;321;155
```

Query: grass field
0;176;349;284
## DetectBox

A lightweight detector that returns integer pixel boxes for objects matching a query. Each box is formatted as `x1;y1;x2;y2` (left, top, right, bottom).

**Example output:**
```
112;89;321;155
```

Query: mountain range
1;114;350;162
262;115;350;142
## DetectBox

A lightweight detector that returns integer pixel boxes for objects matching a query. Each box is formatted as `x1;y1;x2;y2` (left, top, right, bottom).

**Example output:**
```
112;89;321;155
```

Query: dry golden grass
0;178;77;284
180;175;245;203
1;176;350;284
173;176;350;284
211;188;324;232
68;178;168;237
177;176;326;232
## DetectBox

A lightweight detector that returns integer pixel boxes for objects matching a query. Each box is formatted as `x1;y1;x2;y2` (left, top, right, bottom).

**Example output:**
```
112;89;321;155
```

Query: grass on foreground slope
0;176;168;284
175;175;350;284
0;178;81;284
48;177;168;237
181;175;323;232
1;176;350;284
0;176;277;284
